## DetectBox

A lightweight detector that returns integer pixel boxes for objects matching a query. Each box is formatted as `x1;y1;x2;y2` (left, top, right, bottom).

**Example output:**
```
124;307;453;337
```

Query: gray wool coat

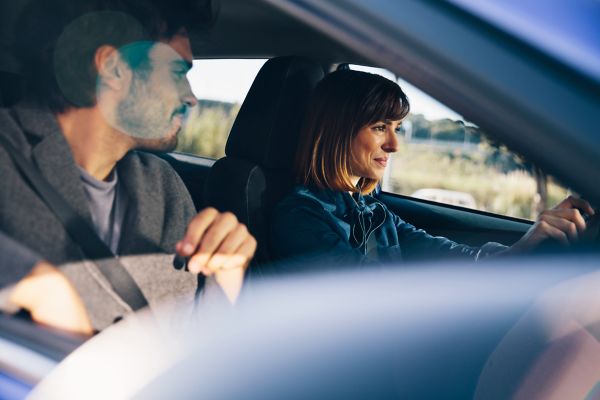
0;102;199;330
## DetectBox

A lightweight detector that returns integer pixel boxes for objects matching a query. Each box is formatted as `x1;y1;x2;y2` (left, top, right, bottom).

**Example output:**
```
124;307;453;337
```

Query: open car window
350;64;570;221
175;59;267;159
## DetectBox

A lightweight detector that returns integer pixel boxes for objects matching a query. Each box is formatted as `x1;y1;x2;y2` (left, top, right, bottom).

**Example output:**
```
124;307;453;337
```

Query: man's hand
175;208;257;303
511;196;595;252
9;261;94;335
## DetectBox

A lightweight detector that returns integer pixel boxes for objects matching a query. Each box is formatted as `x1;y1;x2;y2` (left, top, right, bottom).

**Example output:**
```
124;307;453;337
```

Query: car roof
189;0;371;64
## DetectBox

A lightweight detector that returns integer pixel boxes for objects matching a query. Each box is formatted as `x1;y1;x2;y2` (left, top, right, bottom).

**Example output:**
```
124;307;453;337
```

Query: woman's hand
510;196;595;253
9;261;94;335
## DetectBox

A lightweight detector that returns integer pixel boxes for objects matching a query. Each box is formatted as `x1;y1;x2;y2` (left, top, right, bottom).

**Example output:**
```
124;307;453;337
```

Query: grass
175;103;240;159
387;142;568;220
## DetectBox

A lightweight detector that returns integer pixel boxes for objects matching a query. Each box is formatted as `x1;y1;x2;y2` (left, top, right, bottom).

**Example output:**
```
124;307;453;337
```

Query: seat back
204;56;324;267
0;70;22;107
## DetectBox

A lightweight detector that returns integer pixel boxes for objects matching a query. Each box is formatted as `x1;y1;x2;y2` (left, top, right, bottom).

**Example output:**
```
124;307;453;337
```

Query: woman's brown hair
295;69;410;194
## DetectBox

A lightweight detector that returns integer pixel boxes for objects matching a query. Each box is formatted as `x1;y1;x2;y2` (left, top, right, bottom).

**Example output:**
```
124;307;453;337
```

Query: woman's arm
392;215;507;262
395;196;595;261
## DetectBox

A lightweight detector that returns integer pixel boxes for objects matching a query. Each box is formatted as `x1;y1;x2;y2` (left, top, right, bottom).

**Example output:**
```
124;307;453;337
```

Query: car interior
2;0;577;276
198;55;531;272
0;0;598;393
165;0;536;271
2;0;598;286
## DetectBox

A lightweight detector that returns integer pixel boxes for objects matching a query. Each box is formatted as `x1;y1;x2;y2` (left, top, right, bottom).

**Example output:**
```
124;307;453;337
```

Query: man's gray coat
0;102;198;330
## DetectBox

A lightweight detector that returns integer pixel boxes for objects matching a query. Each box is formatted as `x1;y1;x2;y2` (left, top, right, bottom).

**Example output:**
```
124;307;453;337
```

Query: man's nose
180;79;198;108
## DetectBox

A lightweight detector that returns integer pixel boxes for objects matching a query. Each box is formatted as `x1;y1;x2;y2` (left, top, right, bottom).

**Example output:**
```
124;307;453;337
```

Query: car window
175;59;267;159
350;65;569;220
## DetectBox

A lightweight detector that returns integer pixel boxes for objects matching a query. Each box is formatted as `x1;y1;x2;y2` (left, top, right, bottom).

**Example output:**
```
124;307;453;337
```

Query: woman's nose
383;128;399;153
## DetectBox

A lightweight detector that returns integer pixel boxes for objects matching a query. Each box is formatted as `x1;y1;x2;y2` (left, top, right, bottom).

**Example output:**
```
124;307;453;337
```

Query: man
0;0;256;333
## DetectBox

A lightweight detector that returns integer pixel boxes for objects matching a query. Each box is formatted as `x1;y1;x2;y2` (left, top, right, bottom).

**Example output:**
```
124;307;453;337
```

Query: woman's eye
372;125;386;132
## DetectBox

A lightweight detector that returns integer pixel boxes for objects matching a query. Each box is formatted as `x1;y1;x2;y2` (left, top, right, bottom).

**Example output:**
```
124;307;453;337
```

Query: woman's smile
373;156;389;168
350;120;402;184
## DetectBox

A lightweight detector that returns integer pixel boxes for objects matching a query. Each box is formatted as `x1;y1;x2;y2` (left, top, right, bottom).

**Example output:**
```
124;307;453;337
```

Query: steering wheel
582;212;600;245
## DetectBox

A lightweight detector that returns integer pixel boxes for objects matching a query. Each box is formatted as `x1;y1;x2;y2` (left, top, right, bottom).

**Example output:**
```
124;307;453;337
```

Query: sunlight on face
349;120;402;184
98;38;197;151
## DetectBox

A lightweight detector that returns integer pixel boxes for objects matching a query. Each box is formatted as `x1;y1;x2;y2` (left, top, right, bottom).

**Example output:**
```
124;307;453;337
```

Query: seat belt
0;132;149;311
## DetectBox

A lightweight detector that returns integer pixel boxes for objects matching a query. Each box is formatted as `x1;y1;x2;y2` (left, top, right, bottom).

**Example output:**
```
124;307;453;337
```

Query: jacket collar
13;102;93;223
295;185;379;220
293;185;387;251
115;152;163;254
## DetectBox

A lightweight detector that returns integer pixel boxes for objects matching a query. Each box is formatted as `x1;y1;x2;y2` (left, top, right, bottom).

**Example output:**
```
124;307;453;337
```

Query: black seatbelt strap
0;132;149;311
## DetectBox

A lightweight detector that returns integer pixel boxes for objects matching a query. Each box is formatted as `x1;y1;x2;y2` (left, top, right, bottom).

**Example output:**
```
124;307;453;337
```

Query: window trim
379;190;535;225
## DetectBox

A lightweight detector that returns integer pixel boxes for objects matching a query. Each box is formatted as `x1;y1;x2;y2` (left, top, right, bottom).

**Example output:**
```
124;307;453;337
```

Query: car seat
203;56;324;271
0;70;22;107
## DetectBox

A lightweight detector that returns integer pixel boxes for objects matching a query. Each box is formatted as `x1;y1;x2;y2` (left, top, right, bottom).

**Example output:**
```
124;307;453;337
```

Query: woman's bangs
365;86;409;125
385;88;410;121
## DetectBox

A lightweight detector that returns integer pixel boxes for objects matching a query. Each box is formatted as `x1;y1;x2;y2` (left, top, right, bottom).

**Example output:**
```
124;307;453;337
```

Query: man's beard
135;134;178;152
116;74;182;152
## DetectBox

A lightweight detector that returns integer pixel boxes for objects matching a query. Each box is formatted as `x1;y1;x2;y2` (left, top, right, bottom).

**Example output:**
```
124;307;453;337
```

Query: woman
270;70;594;269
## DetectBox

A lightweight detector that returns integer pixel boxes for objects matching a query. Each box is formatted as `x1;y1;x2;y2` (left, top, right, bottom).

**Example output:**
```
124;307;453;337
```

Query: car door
379;192;529;247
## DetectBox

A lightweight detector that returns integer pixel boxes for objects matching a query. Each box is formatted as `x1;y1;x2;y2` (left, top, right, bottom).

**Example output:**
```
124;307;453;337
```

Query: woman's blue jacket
270;185;507;271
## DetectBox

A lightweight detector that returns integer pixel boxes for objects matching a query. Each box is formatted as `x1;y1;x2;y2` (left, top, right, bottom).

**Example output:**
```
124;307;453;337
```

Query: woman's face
349;119;402;184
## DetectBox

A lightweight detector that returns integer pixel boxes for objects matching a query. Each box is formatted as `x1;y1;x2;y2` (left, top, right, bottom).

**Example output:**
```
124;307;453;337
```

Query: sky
187;59;266;104
350;65;463;121
187;59;463;121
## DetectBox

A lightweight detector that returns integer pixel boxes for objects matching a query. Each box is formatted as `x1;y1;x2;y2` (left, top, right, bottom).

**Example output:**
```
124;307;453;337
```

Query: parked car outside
411;188;477;209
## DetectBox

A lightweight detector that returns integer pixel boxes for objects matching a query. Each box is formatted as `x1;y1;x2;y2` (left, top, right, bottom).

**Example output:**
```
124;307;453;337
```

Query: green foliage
388;141;568;219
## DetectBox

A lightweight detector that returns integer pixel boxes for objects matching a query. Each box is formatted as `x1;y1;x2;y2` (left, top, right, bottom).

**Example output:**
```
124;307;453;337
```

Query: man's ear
95;45;129;91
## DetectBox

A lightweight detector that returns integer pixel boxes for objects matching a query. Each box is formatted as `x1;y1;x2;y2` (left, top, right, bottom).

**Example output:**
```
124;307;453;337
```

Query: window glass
351;65;569;220
175;59;267;159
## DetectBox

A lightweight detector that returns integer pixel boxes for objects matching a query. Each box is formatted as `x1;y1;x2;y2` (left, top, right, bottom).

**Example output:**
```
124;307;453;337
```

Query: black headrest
225;56;324;171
